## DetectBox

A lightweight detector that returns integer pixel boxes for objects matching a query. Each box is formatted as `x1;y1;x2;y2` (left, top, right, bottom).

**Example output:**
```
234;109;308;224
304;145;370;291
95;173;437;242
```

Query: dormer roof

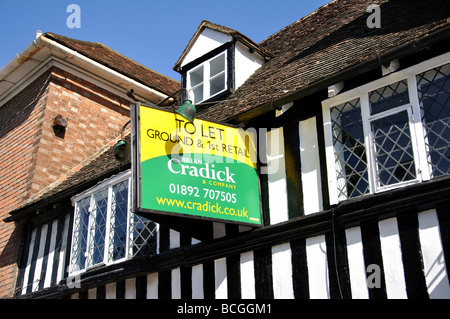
173;20;273;72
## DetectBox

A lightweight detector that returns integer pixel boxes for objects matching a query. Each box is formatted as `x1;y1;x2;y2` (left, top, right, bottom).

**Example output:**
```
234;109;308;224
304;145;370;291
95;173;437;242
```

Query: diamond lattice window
129;214;157;259
323;59;450;204
331;98;369;200
70;197;90;273
417;63;450;178
69;173;157;275
368;80;417;188
109;180;129;262
370;110;416;186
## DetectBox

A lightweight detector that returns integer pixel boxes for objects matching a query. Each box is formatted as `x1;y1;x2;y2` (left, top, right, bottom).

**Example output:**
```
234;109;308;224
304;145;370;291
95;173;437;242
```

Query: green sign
132;104;262;227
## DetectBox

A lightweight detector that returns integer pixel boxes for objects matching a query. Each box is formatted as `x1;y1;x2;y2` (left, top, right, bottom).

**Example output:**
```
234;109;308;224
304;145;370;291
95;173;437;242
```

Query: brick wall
30;67;131;199
0;67;131;298
0;70;50;297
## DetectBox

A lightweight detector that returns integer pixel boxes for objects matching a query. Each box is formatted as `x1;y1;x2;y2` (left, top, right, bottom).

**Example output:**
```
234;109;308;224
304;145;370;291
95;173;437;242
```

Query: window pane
189;65;203;87
369;80;409;115
210;54;225;77
87;189;108;267
192;84;204;104
109;180;129;262
129;213;157;259
210;72;226;97
331;98;369;199
371;110;416;187
70;197;90;273
417;63;450;177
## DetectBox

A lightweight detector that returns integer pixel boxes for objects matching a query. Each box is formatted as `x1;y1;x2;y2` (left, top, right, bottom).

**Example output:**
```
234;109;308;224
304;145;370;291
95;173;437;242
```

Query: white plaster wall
213;222;226;239
272;243;294;298
215;257;228;299
32;224;48;292
378;218;407;298
21;228;36;295
57;214;71;284
171;267;181;299
345;226;369;299
170;229;180;249
146;272;158;299
418;209;450;299
234;42;265;89
125;278;136;299
192;264;204;299
43;220;57;289
299;117;323;215
266;128;289;224
240;251;255;299
182;29;232;67
306;235;329;298
88;287;96;299
105;282;116;299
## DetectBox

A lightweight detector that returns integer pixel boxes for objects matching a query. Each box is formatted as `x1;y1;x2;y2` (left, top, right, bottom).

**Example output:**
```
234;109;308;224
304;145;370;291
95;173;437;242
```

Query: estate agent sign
131;103;262;227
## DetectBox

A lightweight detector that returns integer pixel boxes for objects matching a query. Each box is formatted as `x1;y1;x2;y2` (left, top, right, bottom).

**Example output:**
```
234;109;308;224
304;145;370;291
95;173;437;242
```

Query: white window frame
363;80;423;193
187;51;228;104
69;171;131;276
322;52;450;205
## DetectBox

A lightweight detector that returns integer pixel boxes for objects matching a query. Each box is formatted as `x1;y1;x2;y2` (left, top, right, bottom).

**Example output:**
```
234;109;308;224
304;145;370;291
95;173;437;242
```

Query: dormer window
174;21;272;108
187;51;228;104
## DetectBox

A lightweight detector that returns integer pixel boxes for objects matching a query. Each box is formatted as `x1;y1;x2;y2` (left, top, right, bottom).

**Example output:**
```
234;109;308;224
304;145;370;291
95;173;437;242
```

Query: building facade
1;0;450;299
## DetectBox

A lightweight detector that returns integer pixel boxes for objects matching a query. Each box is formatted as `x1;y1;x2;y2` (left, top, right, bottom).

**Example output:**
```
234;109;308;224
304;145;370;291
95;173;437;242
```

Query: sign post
131;103;262;230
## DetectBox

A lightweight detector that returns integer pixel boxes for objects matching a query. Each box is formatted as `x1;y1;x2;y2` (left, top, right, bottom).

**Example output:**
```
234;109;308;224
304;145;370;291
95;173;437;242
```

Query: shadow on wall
0;224;25;297
0;70;51;140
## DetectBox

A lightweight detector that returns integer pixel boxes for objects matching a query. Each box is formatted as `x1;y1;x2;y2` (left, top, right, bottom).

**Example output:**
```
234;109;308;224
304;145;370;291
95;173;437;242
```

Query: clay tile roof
173;20;273;72
195;0;450;122
43;32;180;95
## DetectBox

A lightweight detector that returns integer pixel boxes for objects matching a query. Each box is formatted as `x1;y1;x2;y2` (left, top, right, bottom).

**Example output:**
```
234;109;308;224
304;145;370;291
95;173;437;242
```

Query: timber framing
17;175;450;299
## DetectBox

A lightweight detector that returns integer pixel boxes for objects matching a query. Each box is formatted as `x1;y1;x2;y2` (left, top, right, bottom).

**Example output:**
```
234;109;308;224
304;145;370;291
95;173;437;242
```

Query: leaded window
323;57;450;204
417;63;450;178
331;98;369;200
368;80;419;189
69;172;157;275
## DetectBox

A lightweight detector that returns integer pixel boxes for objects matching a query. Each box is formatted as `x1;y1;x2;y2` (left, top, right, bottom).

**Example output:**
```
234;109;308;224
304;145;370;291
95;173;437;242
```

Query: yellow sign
135;104;262;226
140;105;257;167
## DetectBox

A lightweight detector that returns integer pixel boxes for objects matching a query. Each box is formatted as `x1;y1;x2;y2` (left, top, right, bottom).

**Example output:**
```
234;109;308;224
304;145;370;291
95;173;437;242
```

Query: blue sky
0;0;330;80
